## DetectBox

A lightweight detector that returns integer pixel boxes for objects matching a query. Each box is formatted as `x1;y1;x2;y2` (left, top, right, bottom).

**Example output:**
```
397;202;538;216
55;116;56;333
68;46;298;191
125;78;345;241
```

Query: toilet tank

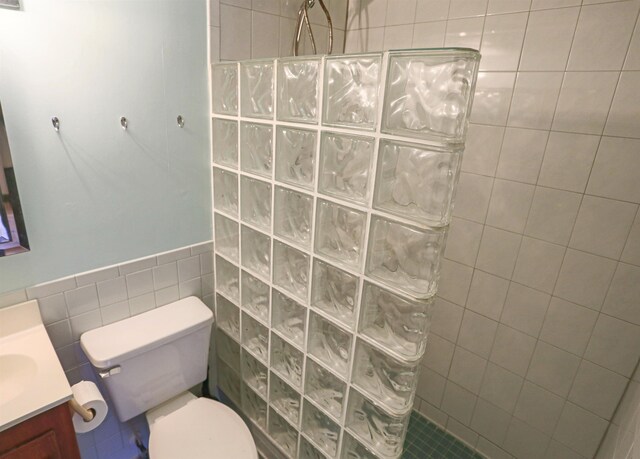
80;296;214;422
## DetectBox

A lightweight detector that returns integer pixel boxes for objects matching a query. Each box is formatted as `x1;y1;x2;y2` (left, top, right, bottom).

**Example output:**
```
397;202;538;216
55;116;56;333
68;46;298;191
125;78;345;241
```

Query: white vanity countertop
0;300;73;432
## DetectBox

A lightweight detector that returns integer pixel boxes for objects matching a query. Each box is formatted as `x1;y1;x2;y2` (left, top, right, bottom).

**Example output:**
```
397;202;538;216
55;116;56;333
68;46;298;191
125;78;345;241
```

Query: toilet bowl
80;297;257;459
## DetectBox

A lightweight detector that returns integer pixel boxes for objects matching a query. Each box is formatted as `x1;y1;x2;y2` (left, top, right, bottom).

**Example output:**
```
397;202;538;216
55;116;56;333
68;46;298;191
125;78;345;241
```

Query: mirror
0;102;29;256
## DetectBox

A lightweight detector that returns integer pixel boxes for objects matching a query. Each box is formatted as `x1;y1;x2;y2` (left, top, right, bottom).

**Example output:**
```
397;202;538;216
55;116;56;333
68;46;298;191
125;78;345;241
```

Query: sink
0;354;38;403
0;300;73;432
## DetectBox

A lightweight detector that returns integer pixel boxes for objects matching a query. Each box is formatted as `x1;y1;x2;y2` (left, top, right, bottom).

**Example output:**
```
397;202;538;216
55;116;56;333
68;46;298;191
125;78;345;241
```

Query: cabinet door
0;431;61;459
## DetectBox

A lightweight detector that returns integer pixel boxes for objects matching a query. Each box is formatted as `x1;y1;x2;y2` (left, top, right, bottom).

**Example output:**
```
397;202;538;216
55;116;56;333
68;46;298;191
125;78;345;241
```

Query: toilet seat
148;397;258;459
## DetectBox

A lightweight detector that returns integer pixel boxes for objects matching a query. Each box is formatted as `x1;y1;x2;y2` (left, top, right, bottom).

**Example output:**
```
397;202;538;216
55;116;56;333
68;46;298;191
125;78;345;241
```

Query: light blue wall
0;0;211;294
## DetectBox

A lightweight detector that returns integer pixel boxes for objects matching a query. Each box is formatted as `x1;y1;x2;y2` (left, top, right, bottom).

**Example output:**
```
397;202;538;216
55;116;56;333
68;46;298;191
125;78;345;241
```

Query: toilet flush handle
98;365;122;378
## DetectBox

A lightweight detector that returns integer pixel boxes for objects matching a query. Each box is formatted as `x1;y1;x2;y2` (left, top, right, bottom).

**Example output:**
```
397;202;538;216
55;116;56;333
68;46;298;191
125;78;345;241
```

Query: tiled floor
402;411;484;459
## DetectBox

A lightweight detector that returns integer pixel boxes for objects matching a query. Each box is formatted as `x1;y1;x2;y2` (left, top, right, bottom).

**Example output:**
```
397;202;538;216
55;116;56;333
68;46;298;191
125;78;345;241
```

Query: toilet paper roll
71;380;108;434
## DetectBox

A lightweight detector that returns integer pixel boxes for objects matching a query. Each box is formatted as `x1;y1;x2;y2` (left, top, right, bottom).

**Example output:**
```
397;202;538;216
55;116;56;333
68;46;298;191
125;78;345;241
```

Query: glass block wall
211;49;480;459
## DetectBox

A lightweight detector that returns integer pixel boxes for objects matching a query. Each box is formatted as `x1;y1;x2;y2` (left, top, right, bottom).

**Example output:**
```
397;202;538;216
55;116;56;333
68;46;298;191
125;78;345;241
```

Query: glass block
274;186;313;249
216;255;239;302
213;168;238;216
340;432;378;459
270;372;302;426
241;225;271;280
381;50;480;143
216;293;240;341
272;289;307;348
242;349;268;397
302;400;341;457
216;329;241;373
212;63;238;115
307;312;352;378
241;60;274;119
271;332;304;389
217;359;241;405
345;389;410;458
242;384;267;429
269;408;299;458
310;259;359;330
277;57;320;124
214;213;239;261
275;126;317;190
212;118;238;168
240;176;272;231
242;312;269;363
318;132;374;205
305;358;346;421
359;282;432;360
365;215;446;299
315;200;367;269
373;139;462;227
273;241;310;302
241;122;273;177
323;54;382;130
300;435;329;459
352;339;420;413
241;271;270;324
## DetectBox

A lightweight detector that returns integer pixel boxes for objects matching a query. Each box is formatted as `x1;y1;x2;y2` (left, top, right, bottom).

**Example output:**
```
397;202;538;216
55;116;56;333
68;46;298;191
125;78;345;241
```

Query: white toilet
81;296;258;459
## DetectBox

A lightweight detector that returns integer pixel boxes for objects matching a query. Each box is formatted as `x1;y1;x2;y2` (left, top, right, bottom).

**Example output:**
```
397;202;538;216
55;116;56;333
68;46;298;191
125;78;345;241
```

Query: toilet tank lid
80;296;213;369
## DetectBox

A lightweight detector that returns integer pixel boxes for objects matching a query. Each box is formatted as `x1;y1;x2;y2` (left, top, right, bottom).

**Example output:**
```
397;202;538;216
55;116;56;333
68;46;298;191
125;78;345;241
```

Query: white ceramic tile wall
209;0;348;62
344;1;640;458
0;242;214;459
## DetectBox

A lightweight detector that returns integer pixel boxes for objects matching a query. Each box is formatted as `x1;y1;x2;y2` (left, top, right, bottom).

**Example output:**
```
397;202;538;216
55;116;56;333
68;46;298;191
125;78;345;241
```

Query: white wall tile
382;24;414;49
70;310;103;341
514;381;565;435
479;363;524;412
418;401;449;428
444;217;483;267
45;320;73;349
554;249;617;310
603;262;640;325
251;11;280;58
567;1;640;71
507;72;563;129
422;333;456;376
461;124;504;176
466;270;509;320
152;262;178;290
587;137;640;204
412;20;446;47
100;300;131;326
486;179;535;233
568;360;629;420
519;7;579;71
530;0;580;10
584;314;640;377
76;266;119;287
221;5;252;60
470;72;516;125
39;293;69;325
438;259;474;306
449;0;488;19
512;237;565;294
480;13;528;71
625;17;640;70
446;417;480;449
431;297;464;342
96;277;128;307
452;172;494;223
500;282;550;337
487;0;531;15
553;402;609;458
178;255;202;282
569;196;638;259
524;187;581;246
415;0;450;22
476;437;515;459
441;381;478;424
496;128;548;183
65;284;100;317
539;297;598;357
552;71;619;135
348;0;388;28
129;292;157;315
385;0;417;25
537;132;600;193
526;341;581;397
605;71;640;138
475;226;522;279
471;398;512;446
416;367;447;406
458;310;499;358
622;210;640;266
445;17;484;49
252;0;280;15
126;269;155;299
449;346;488;394
503;417;551;459
490;324;537;377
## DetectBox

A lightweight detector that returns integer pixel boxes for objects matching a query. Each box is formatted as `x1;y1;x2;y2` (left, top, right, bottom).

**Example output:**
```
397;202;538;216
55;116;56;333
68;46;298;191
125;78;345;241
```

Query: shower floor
402;411;484;459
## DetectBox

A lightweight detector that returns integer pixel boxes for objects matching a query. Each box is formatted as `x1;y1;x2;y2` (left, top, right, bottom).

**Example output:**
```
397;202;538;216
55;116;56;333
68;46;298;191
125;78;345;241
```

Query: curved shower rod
292;0;334;56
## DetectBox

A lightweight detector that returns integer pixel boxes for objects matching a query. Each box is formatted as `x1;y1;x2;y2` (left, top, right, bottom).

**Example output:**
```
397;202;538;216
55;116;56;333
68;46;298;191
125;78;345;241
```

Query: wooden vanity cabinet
0;402;81;459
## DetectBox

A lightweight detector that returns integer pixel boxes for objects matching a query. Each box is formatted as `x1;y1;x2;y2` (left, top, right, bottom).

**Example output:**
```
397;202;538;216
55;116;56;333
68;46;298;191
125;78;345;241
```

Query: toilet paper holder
69;398;95;423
